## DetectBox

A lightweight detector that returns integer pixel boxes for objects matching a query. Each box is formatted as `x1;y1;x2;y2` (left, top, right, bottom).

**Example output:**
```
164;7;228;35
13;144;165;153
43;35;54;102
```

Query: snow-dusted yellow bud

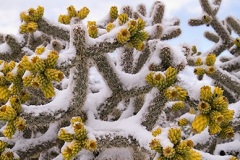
213;86;224;98
20;56;32;71
137;18;145;31
77;7;90;20
58;128;75;142
192;114;209;133
118;13;128;25
187;150;202;160
19;90;30;104
88;25;98;38
0;74;6;86
172;101;184;110
0;151;15;160
31;56;46;72
58;15;70;24
62;140;82;160
164;87;178;100
19;23;28;34
233;38;240;47
67;5;77;18
168;128;181;145
27;22;38;33
45;51;59;68
210;111;224;124
200;86;212;102
31;73;48;89
70;116;83;125
106;23;115;32
178;118;188;126
221;109;234;121
149;139;162;153
195;57;203;66
20;12;30;23
208;122;221;135
152;127;161;137
205;66;215;75
198;101;211;114
9;95;21;113
0;105;17;121
14;117;26;131
35;46;45;55
219;126;234;139
163;146;175;158
205;53;216;66
145;72;167;90
176;140;193;154
0;140;7;152
9;83;21;95
128;20;138;35
116;28;130;44
202;15;212;26
41;82;55;98
73;122;87;141
87;21;96;28
44;69;64;82
0;86;9;101
194;67;205;76
85;139;97;151
212;96;228;111
2;61;15;75
23;73;34;87
134;41;145;51
3;121;16;138
165;67;177;86
110;6;118;20
135;30;149;41
35;6;44;19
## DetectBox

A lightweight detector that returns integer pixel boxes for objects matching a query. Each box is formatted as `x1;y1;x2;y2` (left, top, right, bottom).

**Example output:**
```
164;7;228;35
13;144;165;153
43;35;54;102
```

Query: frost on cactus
0;0;239;160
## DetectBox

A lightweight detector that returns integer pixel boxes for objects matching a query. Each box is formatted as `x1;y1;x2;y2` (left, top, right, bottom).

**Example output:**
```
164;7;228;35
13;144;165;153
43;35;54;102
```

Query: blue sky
0;0;239;52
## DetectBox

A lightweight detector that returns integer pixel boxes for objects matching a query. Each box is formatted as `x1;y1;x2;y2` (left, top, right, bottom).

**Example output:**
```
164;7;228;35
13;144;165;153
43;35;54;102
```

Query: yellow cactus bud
110;6;118;20
9;95;22;113
221;109;234;122
41;82;55;98
35;46;45;55
0;86;9;102
176;140;193;154
67;5;77;18
31;73;48;89
152;127;162;137
2;61;15;75
0;74;6;86
200;86;213;102
73;122;87;141
178;118;188;126
27;22;38;33
135;30;149;41
187;149;202;160
205;53;216;66
85;139;97;151
36;6;44;19
165;67;177;87
233;38;240;47
45;51;59;68
23;73;34;87
163;146;176;158
58;15;71;24
20;12;30;23
31;56;46;72
1;151;15;160
213;86;224;98
19;90;30;104
0;105;17;121
194;67;205;76
210;111;224;124
168;128;181;145
106;23;115;32
192;46;197;54
0;140;7;152
116;28;130;44
134;41;145;51
189;107;196;114
62;140;82;160
3;121;16;138
58;128;75;142
195;57;203;66
77;7;90;20
202;15;212;25
6;72;17;83
172;101;185;111
205;66;215;75
219;126;234;139
14;117;26;131
212;96;228;111
149;139;162;153
19;23;28;34
229;156;238;160
128;20;138;35
192;114;209;133
208;122;222;135
70;116;83;125
88;25;98;38
9;83;22;95
145;72;167;90
87;21;96;28
44;69;64;82
118;13;128;25
137;18;146;31
198;101;211;114
20;56;32;71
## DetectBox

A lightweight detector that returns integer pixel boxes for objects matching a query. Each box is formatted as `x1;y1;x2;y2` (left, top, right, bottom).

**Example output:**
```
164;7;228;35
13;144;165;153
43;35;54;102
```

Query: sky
0;0;239;52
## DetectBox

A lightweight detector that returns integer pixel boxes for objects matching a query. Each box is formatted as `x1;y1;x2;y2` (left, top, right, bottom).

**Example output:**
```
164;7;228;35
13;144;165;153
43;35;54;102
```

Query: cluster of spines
191;86;234;138
19;6;44;33
58;5;90;24
149;127;202;160
58;117;97;160
194;53;216;80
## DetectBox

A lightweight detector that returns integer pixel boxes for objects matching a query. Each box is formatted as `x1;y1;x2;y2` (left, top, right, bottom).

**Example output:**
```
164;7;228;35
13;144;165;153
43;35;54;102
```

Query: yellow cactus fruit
118;13;128;25
137;18;146;31
221;109;234;121
77;7;90;20
58;15;71;24
200;86;213;102
116;28;130;44
88;25;98;38
14;117;26;131
165;67;177;87
229;156;238;160
202;15;212;26
168;128;181;145
205;53;216;66
62;140;82;160
44;69;64;82
87;21;96;28
128;20;138;35
9;83;22;95
208;122;222;135
67;5;77;18
195;57;203;66
20;12;30;23
135;42;145;51
135;30;149;41
149;139;162;153
27;22;38;33
187;149;202;160
110;6;118;20
3;121;16;138
2;61;16;75
19;56;32;71
70;116;83;125
41;82;55;98
164;87;178;100
0;140;7;152
45;50;59;68
178;118;188;126
210;111;224;124
106;23;115;32
0;151;15;160
19;90;30;104
176;86;187;100
35;46;45;55
219;126;234;139
152;127;162;137
205;66;215;75
194;67;205;76
213;86;224;98
23;73;34;87
85;139;97;151
35;6;44;20
19;23;28;34
73;122;87;141
58;128;75;142
6;72;17;83
176;140;193;154
192;114;209;133
163;146;176;158
9;95;21;113
31;56;46;72
0;105;17;121
233;38;240;47
172;101;184;111
198;101;211;114
0;86;9;102
31;73;48;89
212;96;228;111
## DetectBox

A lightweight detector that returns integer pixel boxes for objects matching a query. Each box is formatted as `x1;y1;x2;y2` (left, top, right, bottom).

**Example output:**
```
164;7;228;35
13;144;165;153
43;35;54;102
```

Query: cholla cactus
0;1;239;160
